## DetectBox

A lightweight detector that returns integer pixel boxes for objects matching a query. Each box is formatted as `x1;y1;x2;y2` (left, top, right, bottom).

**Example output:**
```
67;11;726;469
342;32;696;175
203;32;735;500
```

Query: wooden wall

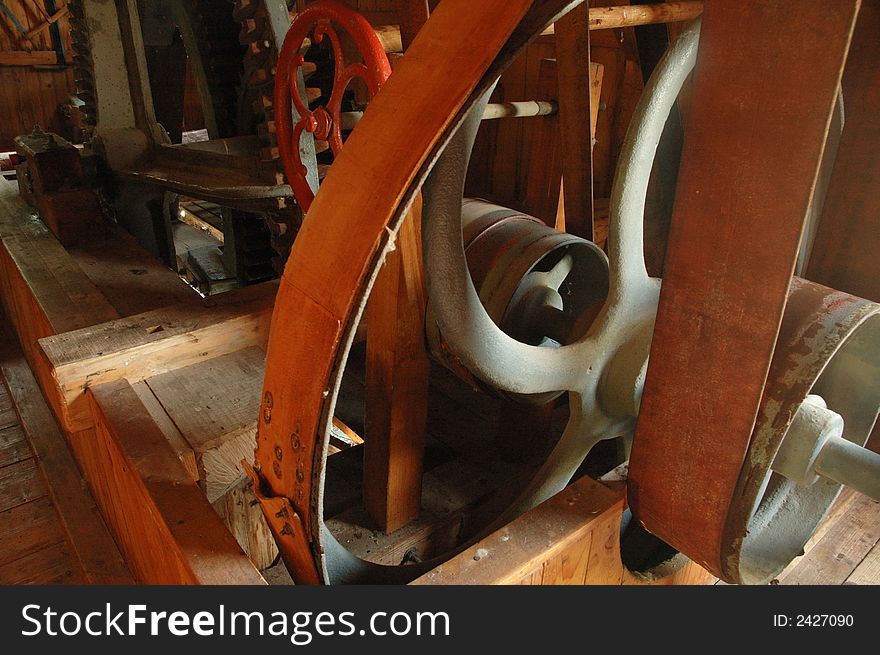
0;1;75;150
464;1;645;230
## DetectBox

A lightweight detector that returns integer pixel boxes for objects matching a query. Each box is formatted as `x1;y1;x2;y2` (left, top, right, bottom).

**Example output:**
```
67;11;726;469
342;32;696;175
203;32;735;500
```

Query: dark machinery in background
63;0;325;292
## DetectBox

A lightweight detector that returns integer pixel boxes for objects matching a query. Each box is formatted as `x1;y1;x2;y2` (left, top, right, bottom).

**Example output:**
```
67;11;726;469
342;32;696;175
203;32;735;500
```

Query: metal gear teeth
67;0;97;138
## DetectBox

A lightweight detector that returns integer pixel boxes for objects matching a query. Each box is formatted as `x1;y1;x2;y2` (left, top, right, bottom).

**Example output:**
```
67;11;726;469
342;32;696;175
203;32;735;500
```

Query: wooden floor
0;319;132;584
776;488;880;585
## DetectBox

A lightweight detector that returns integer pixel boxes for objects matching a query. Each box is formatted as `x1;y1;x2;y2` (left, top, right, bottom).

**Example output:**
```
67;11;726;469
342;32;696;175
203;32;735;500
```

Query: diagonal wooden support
628;0;861;580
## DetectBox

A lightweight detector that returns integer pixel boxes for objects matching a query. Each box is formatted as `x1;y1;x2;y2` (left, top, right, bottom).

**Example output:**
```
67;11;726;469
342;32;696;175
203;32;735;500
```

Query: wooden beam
554;3;594;239
146;347;265;503
0;51;57;66
364;197;431;533
806;0;880;304
87;378;265;584
542;2;703;34
588;2;702;30
361;2;433;534
38;281;277;434
411;475;715;585
24;6;68;41
523;58;564;227
393;0;430;49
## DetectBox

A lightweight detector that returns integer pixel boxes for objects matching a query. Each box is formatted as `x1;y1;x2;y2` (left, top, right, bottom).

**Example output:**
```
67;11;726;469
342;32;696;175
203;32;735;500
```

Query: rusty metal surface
627;1;861;579
722;278;880;583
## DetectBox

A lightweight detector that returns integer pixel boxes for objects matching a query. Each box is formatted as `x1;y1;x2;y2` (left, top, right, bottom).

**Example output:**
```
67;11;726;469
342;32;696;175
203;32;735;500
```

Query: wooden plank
0;458;45;512
581;509;624;584
0;424;31;468
38;280;276;434
540;532;593;584
24;6;69;42
779;494;880;586
87;378;264;584
0;497;65;568
212;474;279;572
554;3;594;239
0;67;74;152
67;223;197;317
806;0;880;303
411;476;623;585
146;346;265;501
0;388;16;429
491;46;528;203
0;541;85;585
364;196;430;532
846;539;880;585
627;0;860;578
130;381;199;481
0;51;57;66
0;328;133;583
0;222;119;335
1;174;194;319
0;182;121;405
522;58;563;227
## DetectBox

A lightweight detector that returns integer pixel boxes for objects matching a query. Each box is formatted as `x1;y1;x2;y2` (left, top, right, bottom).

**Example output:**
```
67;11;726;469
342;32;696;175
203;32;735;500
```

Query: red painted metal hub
274;0;392;212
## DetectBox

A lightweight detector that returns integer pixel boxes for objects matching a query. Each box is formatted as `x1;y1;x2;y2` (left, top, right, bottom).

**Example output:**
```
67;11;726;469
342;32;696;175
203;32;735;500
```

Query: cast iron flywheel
251;0;880;585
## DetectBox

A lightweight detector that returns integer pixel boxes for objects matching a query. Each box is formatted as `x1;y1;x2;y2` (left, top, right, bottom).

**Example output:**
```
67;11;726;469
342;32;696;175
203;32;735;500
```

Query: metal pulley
426;198;608;404
722;277;880;584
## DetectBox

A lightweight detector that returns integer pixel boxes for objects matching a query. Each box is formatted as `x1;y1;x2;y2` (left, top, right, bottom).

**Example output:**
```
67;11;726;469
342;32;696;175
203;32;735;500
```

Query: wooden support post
807;0;880;305
364;197;431;533
523;58;565;228
555;3;595;240
393;0;430;49
362;0;432;534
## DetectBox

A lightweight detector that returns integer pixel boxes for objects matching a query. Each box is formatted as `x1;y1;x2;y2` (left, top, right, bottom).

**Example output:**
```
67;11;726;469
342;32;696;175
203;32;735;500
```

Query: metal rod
814;435;880;501
340;100;557;131
482;100;557;120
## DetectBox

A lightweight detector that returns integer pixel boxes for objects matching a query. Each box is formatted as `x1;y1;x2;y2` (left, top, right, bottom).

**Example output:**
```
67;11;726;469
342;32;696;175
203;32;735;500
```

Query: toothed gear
68;0;97;138
233;0;304;273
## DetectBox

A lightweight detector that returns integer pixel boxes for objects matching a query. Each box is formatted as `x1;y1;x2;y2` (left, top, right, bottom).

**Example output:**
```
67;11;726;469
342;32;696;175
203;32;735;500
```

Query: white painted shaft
814;435;880;501
771;395;880;500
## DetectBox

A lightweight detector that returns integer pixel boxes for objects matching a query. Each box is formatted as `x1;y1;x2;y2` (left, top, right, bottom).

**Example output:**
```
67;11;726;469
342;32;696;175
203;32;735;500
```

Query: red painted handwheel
274;0;392;212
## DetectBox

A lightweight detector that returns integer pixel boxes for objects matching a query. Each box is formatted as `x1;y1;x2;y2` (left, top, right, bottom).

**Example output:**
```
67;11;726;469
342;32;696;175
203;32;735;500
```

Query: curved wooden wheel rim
253;0;574;584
